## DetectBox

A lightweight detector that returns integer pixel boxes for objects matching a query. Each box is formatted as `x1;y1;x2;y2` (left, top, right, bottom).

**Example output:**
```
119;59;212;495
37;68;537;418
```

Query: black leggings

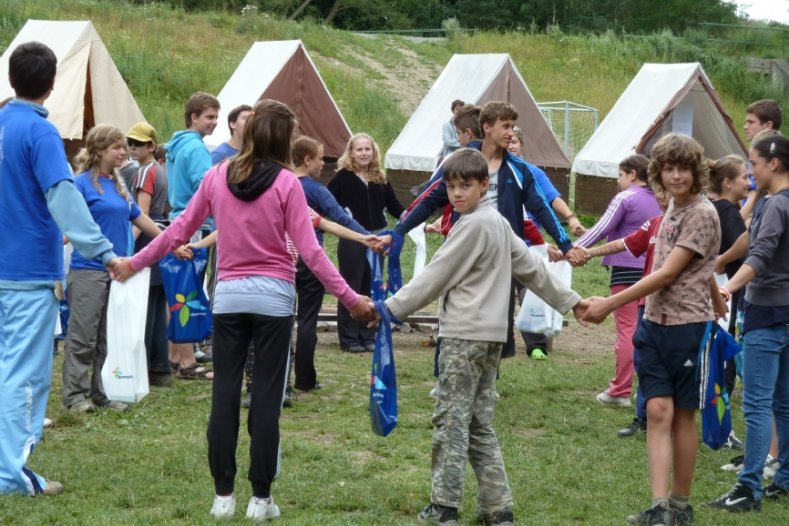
208;312;293;497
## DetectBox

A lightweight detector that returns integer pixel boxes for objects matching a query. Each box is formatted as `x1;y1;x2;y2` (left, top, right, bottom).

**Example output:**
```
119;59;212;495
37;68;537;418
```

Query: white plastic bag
515;245;572;337
102;268;151;403
407;223;427;278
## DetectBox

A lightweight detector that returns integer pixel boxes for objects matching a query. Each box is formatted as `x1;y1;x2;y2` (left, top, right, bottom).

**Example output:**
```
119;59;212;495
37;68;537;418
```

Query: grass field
1;317;786;525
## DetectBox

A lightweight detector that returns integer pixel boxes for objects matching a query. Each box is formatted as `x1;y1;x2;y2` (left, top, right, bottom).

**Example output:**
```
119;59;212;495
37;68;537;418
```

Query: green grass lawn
1;296;785;525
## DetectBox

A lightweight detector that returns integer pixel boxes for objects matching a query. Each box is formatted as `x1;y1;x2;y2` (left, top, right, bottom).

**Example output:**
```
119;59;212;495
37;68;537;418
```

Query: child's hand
362;235;384;251
568;216;586;236
547;245;563;262
565;247;587;267
349;295;377;321
581;296;612;324
572;299;590;327
373;234;393;254
366;302;383;329
173;245;194;260
111;258;137;282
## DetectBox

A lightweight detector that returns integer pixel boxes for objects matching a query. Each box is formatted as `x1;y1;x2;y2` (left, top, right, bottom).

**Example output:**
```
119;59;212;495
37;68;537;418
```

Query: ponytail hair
707;155;746;194
73;124;129;200
752;134;789;173
618;154;649;184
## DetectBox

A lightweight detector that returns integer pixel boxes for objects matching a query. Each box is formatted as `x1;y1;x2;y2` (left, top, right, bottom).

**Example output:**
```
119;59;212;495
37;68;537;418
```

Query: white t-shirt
487;169;499;210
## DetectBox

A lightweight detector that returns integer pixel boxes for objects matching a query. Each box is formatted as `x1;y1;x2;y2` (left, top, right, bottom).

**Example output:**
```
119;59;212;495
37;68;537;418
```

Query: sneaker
194;348;213;364
763;455;779;480
41;480;64;496
418;503;458;525
97;400;129;412
479;507;514;525
210;494;236;519
671;504;694;525
246;496;280;521
626;503;671;526
149;372;173;387
618;417;647;438
342;344;366;353
707;483;761;512
68;400;95;413
764;482;789;500
596;390;632;407
429;381;439;398
530;348;547;360
722;431;743;450
43;417;53;428
241;391;252;409
721;454;744;472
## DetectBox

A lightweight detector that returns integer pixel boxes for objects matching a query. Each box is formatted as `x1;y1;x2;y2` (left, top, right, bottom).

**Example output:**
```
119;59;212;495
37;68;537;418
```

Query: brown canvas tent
206;40;351;158
384;53;570;203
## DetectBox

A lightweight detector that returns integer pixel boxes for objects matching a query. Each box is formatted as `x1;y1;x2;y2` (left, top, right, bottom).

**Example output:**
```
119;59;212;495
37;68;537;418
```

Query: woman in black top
328;133;405;352
709;154;749;412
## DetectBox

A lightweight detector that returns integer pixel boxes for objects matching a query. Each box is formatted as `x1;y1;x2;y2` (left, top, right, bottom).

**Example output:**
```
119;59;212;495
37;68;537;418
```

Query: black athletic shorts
634;318;710;410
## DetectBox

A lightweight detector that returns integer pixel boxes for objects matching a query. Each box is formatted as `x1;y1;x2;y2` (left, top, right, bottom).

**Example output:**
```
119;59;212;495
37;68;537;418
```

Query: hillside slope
0;1;785;154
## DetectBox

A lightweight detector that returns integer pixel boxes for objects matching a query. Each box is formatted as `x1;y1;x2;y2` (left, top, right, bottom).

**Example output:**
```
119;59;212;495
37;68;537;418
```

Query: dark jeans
208;312;293;498
294;257;325;390
336;238;374;348
145;284;170;374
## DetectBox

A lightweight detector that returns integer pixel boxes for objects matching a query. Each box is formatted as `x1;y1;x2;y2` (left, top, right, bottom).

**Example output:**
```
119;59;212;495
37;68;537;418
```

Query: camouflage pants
431;338;512;512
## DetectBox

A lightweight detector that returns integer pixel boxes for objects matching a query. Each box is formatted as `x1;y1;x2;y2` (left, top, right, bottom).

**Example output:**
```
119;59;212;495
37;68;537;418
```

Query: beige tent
206;40;351;158
0;20;146;140
384;54;571;203
572;63;747;215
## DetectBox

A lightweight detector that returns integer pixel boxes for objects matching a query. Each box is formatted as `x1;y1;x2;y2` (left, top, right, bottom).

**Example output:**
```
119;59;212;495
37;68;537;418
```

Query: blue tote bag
370;299;398;437
159;247;213;343
698;323;742;450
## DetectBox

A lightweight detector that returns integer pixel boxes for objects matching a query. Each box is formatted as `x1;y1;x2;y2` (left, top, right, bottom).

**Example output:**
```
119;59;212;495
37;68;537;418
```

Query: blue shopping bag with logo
370;299;398;437
159;248;213;343
698;323;742;450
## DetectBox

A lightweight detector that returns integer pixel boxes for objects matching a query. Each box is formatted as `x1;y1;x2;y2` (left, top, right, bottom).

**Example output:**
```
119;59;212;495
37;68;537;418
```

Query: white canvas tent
207;40;351;158
385;54;571;173
0;20;145;140
572;63;747;179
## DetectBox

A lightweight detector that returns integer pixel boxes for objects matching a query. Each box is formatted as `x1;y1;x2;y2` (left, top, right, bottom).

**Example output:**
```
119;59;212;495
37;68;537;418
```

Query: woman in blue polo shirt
61;125;163;413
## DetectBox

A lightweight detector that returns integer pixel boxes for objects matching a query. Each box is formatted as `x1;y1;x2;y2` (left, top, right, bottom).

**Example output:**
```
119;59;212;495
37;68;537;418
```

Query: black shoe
764;482;789;500
418;503;458;525
618;417;647;438
363;342;375;352
282;391;293;408
294;382;322;392
625;503;670;525
342;344;366;353
671;504;694;525
241;390;252;409
148;372;173;387
707;483;761;512
479;507;514;526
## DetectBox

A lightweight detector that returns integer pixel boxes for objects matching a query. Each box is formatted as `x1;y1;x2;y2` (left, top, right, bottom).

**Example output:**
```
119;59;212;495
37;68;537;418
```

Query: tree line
136;0;743;33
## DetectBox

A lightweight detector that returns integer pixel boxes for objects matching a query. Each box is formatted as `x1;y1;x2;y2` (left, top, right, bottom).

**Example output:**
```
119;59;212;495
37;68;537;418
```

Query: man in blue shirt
0;42;119;496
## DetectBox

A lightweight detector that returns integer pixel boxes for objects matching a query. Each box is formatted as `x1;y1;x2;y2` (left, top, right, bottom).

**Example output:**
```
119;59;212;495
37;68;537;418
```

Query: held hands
372;234;393;254
349;295;377;322
106;257;122;280
367;300;383;329
111;258;137;282
547;245;564;262
173;245;194;260
362;235;385;252
571;299;591;327
580;296;612;324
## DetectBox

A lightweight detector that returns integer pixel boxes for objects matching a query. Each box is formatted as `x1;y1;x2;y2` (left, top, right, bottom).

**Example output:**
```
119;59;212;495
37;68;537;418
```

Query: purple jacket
575;185;660;269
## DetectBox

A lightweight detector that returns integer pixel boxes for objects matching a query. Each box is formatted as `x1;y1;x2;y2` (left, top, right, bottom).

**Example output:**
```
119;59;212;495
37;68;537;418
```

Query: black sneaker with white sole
625;502;694;525
618;417;647;437
764;482;789;500
418;503;458;525
479;508;514;526
707;483;761;512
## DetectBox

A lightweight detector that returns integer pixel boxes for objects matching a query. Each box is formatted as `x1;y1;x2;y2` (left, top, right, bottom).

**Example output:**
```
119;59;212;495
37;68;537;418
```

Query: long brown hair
337;133;386;184
227;99;296;185
73;124;129;200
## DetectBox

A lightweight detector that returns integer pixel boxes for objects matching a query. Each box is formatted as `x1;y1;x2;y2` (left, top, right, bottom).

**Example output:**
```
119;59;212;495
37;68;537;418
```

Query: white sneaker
43;417;53;428
764;455;779;480
429;383;439;398
210;494;236;519
246;496;280;521
596;390;632;407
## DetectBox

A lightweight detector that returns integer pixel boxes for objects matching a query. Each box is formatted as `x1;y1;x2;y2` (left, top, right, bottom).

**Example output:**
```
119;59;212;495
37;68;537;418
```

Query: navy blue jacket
393;141;573;253
298;175;369;245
